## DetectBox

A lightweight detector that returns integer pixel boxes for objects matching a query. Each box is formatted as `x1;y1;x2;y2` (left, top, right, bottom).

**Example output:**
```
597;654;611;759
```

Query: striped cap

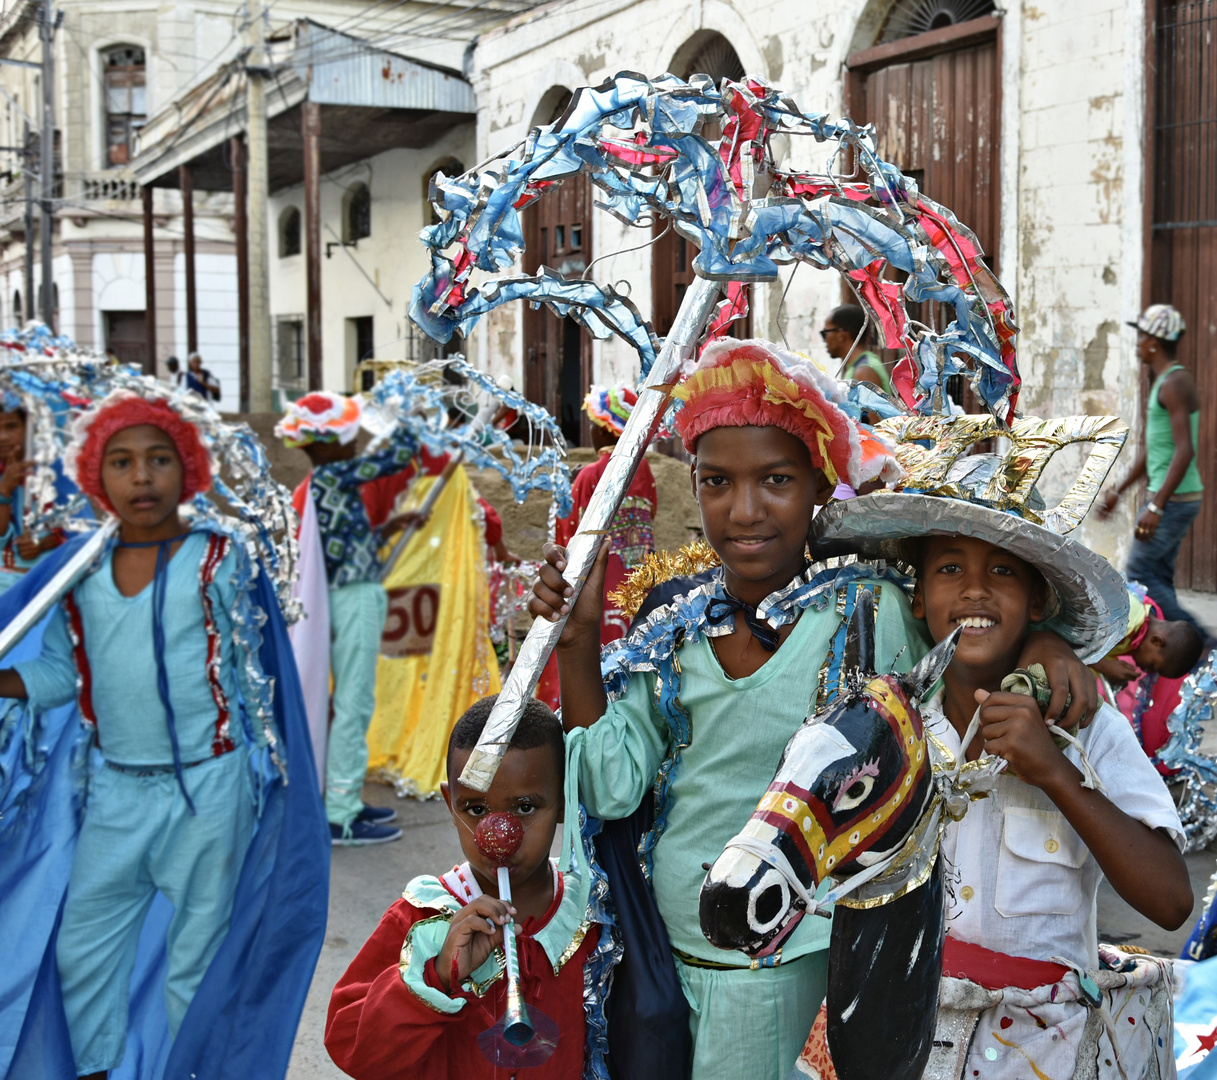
1129;303;1186;342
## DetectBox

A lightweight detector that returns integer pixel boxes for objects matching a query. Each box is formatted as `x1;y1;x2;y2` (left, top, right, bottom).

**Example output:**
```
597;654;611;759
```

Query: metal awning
130;20;477;192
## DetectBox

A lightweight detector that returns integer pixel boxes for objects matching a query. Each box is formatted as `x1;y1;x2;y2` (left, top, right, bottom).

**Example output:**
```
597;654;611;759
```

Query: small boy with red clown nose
0;388;328;1080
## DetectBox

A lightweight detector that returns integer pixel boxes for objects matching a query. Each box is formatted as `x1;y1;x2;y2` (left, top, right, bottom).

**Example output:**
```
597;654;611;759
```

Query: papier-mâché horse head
699;590;958;955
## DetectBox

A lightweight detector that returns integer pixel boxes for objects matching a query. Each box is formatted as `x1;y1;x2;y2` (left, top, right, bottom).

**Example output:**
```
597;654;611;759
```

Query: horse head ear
842;590;877;683
901;625;963;700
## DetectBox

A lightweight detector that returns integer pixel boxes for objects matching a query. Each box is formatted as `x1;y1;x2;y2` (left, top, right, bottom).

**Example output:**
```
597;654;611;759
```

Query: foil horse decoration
700;592;962;1080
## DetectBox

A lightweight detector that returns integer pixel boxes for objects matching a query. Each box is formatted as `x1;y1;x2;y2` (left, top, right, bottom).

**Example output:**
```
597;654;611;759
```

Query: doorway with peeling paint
1147;0;1217;591
522;86;595;446
845;4;1001;407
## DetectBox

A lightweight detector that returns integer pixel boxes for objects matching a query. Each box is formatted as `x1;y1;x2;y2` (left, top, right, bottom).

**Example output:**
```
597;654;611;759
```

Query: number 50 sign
380;585;442;658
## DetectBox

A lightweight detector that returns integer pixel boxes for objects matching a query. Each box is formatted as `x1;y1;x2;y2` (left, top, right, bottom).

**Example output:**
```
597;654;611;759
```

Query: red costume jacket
326;870;599;1079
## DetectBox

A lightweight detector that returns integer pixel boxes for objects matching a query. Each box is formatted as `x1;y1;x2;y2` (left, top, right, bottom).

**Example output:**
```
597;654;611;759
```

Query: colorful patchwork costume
279;392;419;833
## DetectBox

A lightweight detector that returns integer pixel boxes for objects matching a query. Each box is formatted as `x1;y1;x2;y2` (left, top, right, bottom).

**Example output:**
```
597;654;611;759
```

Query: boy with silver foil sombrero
810;413;1190;1080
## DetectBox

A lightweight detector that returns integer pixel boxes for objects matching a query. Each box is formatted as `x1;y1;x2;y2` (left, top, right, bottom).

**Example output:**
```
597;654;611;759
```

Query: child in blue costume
277;391;422;845
531;339;1101;1080
0;388;329;1080
0;399;65;592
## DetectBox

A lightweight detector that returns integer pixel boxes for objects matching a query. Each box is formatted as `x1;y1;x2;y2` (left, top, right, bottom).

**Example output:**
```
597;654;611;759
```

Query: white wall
469;0;1144;561
267;122;477;393
469;0;876;389
174;251;240;411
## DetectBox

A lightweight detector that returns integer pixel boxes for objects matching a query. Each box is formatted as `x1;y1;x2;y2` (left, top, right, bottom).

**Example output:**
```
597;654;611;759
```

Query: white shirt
927;695;1184;970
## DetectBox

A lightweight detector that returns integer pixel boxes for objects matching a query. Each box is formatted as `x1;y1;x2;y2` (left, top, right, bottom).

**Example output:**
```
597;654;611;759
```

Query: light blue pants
676;951;828;1080
56;751;255;1074
326;582;388;828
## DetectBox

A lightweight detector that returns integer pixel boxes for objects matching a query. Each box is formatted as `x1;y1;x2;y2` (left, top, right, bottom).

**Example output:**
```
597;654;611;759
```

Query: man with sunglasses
820;303;893;394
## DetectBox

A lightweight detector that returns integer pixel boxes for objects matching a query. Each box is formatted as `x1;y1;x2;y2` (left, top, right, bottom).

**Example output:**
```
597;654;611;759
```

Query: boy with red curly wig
0;390;320;1079
531;339;1101;1080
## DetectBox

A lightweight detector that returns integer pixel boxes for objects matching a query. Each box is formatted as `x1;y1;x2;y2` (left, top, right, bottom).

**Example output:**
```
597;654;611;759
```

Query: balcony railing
61;171;140;203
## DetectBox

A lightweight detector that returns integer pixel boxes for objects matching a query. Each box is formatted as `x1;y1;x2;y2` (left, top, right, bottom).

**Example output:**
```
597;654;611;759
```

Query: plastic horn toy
472;812;560;1066
413;73;1022;793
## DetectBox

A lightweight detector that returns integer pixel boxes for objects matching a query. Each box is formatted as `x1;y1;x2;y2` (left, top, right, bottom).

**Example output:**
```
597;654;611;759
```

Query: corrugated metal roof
291;22;476;113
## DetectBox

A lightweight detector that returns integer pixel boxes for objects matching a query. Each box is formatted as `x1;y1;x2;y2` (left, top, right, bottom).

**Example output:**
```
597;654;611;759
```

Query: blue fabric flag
1176;956;1217;1077
0;531;330;1080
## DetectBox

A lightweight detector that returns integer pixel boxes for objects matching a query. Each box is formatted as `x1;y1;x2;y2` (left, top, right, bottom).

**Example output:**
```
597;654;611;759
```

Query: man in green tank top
820;303;894;394
1098;303;1204;629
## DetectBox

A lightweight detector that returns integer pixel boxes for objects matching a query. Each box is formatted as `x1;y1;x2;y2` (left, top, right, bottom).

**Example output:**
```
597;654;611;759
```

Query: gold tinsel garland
607;539;722;619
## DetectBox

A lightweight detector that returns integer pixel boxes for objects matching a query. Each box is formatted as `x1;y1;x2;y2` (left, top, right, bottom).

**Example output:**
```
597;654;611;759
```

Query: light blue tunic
15;531;260;765
9;528;264;1071
569;579;932;1080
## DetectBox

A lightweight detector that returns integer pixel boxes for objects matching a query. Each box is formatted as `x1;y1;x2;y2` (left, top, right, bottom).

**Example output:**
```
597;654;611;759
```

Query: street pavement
288;589;1217;1078
288;787;461;1080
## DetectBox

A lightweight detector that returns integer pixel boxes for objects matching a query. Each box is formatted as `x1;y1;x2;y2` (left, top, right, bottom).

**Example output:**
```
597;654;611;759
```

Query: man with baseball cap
1098;303;1204;628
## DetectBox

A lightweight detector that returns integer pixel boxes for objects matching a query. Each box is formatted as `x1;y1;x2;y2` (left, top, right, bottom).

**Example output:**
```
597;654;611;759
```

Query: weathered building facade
0;0;245;398
468;0;1213;583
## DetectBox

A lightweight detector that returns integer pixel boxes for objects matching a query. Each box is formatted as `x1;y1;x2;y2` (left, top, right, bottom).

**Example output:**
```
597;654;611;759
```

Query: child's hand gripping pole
0;518;118;664
459;276;723;793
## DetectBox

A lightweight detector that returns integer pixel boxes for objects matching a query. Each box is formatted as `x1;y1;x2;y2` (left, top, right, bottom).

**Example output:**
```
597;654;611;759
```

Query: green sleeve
874;581;931;674
567;670;670;821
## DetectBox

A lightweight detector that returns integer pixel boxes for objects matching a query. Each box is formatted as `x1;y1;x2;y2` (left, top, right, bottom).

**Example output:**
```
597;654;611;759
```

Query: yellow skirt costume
366;465;501;797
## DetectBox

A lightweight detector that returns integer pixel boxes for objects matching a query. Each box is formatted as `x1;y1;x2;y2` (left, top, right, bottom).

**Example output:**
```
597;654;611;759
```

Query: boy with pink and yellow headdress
530;338;1096;1080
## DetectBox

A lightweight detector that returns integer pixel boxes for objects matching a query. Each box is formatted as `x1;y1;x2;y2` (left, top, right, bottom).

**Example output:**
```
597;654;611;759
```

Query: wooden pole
180;163;198;355
245;0;272;410
232;135;250;411
38;0;55;331
141;184;156;375
302;100;322;391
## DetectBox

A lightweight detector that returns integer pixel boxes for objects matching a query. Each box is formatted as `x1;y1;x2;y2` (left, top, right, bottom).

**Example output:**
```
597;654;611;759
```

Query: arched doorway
845;0;1000;404
522;87;594;445
652;31;753;341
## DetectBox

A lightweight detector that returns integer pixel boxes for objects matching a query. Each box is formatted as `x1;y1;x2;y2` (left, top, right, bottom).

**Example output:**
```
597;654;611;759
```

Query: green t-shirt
570;579;932;965
1147;364;1203;495
842;350;894;395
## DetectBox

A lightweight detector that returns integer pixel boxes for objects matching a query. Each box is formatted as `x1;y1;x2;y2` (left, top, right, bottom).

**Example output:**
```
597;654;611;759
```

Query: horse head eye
833;775;874;812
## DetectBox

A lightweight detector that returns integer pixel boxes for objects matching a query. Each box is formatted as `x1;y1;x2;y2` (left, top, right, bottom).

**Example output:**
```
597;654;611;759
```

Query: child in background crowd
537;385;657;710
530;339;1097;1080
1094;580;1206;759
0;390;328;1079
0;400;64;592
810;435;1190;1080
278;392;422;845
327;695;615;1080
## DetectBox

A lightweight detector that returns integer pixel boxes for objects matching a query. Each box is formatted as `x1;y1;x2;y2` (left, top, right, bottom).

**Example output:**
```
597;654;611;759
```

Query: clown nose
474;812;523;865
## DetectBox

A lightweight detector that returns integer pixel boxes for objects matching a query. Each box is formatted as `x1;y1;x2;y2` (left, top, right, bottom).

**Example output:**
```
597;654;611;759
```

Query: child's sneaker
357;803;398;825
331;820;403;846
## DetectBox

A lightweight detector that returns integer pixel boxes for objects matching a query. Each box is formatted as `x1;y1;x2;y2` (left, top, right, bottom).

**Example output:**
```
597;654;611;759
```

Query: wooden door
1147;0;1217;591
522;176;593;446
104;310;147;368
652;224;751;339
847;17;1001;402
